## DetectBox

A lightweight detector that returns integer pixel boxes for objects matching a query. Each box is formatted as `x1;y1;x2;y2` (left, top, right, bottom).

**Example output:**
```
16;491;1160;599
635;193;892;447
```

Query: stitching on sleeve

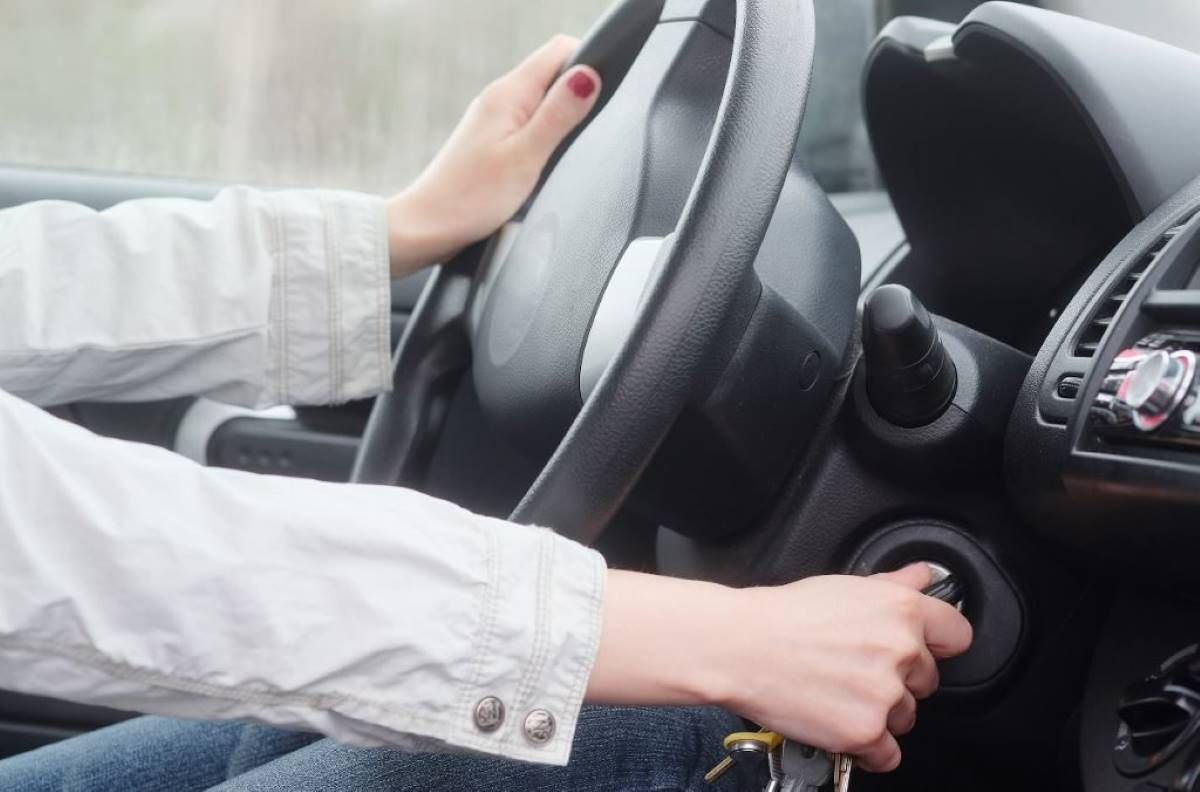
558;550;606;749
274;194;291;405
376;202;391;391
331;198;345;401
502;530;554;749
265;198;284;405
453;520;501;736
319;195;340;405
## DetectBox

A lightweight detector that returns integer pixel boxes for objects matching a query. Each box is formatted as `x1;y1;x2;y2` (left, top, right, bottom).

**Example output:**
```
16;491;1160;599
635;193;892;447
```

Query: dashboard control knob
1116;350;1197;432
863;285;957;427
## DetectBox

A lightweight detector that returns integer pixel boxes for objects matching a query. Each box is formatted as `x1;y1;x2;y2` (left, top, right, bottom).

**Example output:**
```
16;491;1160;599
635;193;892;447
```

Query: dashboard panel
1008;182;1200;579
863;3;1200;355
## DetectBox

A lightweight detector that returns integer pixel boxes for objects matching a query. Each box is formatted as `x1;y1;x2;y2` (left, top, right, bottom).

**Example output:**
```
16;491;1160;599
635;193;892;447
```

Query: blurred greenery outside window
1;2;1196;198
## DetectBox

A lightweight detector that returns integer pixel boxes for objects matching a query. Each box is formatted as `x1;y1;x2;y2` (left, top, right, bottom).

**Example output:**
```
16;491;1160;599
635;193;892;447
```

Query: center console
1008;196;1200;578
1007;174;1200;792
1081;594;1200;792
1063;204;1200;792
1074;211;1200;471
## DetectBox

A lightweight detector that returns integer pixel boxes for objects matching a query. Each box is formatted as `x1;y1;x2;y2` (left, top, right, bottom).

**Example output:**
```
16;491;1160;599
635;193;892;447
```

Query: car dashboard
878;5;1200;789
660;4;1200;789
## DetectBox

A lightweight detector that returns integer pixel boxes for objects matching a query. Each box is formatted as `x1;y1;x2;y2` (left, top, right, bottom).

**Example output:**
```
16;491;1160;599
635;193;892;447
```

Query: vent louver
1113;644;1200;776
1074;217;1196;358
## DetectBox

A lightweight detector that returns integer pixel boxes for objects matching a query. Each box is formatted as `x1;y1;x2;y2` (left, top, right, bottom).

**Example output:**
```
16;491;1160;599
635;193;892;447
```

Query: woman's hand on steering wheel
386;36;602;278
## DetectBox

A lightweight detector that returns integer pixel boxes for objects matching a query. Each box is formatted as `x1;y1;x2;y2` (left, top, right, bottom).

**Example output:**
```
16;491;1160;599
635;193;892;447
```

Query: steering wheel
353;0;816;545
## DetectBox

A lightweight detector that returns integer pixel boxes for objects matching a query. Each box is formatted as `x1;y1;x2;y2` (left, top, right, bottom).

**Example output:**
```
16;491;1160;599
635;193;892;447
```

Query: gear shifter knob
863;285;957;427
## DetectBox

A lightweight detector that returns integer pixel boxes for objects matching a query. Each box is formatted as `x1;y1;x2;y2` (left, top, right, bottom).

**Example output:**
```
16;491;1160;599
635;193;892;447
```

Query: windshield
2;2;1195;198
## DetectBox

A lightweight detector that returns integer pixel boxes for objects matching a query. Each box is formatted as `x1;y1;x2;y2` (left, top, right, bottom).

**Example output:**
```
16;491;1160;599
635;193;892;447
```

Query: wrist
585;570;744;710
385;187;458;279
680;583;752;710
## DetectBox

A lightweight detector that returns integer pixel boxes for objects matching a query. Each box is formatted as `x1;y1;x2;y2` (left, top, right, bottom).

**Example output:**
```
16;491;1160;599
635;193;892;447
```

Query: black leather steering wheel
354;0;816;545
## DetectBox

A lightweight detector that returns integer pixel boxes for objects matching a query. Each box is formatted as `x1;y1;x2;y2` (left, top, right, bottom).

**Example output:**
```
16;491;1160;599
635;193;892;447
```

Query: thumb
871;562;933;591
518;65;602;163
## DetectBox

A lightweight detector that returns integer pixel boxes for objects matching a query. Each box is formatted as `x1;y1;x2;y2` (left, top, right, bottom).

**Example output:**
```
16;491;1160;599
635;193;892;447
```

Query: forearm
0;388;605;765
0;188;392;408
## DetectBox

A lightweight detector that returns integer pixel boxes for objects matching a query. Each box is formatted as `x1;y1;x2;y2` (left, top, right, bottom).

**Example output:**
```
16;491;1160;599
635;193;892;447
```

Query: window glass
0;1;609;194
1047;0;1200;52
799;0;879;194
4;2;1193;199
0;1;886;197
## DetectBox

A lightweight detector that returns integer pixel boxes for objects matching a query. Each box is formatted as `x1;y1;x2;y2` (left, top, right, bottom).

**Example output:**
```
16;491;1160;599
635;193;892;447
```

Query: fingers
505;34;581;96
905;644;940;700
871;562;932;591
857;730;903;773
487;35;601;170
517;65;603;160
872;563;973;659
886;690;918;736
918;597;973;658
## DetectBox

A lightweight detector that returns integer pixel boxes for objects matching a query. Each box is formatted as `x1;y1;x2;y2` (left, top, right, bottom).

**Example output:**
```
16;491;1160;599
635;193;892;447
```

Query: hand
586;564;972;774
721;564;972;772
386;35;602;277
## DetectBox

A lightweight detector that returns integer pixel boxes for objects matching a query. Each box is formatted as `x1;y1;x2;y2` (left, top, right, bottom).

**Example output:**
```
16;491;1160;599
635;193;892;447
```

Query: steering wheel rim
355;0;816;545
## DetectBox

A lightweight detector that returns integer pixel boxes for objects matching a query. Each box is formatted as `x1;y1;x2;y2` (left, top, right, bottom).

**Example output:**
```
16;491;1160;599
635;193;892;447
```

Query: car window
3;2;1194;199
0;1;611;194
1047;0;1200;53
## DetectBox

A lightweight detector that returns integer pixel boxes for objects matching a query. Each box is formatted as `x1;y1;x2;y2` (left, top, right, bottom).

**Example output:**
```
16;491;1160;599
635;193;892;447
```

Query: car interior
4;0;1200;789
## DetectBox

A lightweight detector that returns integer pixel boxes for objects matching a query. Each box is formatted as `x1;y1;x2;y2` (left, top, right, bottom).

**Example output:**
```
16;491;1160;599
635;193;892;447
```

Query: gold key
703;755;736;784
704;730;783;784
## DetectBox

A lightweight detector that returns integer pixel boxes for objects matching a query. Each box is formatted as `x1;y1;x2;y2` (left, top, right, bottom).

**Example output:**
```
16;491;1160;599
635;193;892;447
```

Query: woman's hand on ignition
386;36;602;277
586;563;973;775
721;564;972;772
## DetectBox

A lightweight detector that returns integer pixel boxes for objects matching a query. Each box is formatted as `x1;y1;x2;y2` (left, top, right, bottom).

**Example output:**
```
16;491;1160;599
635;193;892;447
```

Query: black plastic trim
1006;176;1200;579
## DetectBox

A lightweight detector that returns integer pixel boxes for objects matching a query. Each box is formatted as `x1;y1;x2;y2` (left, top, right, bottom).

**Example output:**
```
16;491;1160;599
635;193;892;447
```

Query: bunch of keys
703;730;850;792
705;568;966;792
780;740;853;792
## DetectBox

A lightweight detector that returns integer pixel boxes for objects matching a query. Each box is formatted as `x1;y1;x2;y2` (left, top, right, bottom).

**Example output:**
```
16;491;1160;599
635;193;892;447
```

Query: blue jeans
0;706;745;791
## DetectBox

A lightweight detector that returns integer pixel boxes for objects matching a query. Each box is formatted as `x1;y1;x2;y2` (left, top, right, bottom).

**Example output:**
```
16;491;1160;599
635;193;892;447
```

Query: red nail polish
567;71;596;100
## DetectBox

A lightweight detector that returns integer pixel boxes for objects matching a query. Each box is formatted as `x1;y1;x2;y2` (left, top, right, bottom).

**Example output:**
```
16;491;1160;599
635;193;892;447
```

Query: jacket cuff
265;190;392;406
446;519;608;766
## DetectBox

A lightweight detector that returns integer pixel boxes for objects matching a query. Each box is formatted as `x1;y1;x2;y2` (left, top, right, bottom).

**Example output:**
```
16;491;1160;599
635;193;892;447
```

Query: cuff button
473;697;506;733
522;709;556;744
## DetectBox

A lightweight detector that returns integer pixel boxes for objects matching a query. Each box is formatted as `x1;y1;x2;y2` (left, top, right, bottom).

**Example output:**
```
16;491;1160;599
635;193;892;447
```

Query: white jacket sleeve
0;187;392;408
0;190;609;766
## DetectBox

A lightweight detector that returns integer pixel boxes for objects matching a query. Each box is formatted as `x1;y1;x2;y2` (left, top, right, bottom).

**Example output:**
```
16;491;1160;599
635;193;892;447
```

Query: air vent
1074;267;1149;357
1074;220;1194;358
1113;644;1200;776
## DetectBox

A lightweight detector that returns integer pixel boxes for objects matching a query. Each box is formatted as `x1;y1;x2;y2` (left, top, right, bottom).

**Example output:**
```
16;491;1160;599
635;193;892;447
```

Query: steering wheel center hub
485;212;560;367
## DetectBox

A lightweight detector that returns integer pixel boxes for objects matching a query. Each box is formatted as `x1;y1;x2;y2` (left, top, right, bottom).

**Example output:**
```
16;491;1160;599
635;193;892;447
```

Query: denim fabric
0;716;319;792
0;706;746;792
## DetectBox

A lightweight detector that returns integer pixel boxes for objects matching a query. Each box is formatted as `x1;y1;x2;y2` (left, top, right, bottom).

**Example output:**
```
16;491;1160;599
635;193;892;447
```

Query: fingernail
567;70;597;100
